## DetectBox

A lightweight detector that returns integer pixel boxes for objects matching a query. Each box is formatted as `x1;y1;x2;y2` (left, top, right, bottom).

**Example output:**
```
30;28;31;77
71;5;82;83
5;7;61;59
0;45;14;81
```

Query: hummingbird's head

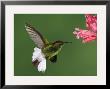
53;40;72;48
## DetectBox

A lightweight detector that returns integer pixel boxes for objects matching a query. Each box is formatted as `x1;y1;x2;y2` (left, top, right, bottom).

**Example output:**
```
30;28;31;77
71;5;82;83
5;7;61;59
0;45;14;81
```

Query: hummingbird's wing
49;55;57;63
25;23;46;49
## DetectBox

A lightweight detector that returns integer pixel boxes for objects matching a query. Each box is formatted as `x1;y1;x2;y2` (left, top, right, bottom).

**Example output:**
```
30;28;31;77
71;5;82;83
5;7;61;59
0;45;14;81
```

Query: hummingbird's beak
63;42;72;44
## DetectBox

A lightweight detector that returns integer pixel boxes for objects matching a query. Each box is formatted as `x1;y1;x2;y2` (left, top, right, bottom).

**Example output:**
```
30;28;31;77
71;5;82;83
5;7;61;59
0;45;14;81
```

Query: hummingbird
25;23;71;72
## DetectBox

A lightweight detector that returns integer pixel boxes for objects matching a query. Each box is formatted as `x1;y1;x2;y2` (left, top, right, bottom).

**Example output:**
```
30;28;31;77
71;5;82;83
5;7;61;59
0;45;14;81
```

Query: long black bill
63;42;72;44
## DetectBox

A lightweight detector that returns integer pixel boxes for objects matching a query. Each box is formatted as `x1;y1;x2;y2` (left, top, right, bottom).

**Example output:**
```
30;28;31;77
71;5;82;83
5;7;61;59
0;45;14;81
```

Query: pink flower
85;14;97;32
73;14;97;43
73;28;96;43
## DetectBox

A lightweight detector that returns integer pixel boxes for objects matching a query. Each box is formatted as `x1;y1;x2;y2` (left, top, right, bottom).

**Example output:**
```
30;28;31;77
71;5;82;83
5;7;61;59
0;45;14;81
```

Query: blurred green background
14;14;97;76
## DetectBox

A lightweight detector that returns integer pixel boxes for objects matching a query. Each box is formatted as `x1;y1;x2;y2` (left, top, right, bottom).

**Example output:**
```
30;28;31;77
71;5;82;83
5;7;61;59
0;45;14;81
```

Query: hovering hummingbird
25;23;71;72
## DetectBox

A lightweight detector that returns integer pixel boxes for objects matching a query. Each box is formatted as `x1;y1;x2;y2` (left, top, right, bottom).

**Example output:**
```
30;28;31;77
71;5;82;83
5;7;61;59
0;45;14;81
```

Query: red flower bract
73;14;97;43
85;14;97;32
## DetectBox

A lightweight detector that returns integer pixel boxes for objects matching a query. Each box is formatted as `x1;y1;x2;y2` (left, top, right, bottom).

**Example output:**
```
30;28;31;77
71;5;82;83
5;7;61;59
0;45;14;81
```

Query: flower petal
73;28;96;43
73;14;97;43
85;14;97;32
